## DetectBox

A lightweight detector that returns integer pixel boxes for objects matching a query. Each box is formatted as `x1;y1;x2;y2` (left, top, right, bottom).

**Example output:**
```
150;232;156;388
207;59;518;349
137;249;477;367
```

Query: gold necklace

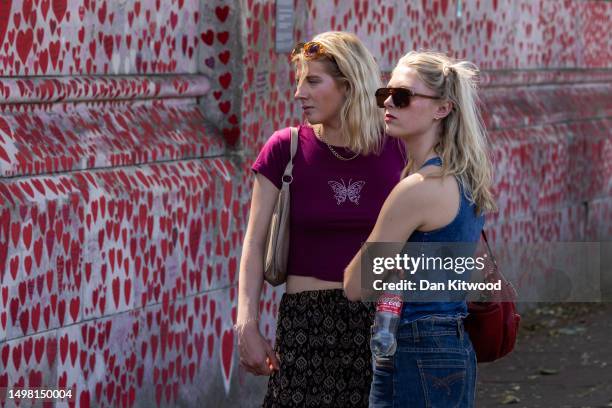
314;125;359;161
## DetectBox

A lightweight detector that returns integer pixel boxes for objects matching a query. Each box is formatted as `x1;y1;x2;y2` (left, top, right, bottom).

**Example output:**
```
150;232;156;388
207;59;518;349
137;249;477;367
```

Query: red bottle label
376;293;403;315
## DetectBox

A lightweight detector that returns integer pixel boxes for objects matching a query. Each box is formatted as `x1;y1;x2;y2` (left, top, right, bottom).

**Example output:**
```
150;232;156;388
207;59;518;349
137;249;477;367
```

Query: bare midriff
286;275;343;294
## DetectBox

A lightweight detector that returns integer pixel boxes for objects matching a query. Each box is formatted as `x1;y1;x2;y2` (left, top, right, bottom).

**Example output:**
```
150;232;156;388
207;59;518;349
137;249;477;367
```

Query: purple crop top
252;125;406;282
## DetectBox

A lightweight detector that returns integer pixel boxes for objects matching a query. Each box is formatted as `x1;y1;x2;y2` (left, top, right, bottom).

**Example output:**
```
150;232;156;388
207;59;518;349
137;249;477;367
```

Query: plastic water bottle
370;291;402;357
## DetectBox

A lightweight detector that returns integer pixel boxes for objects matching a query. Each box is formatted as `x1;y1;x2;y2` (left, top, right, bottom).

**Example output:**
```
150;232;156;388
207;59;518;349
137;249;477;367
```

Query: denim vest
401;157;485;323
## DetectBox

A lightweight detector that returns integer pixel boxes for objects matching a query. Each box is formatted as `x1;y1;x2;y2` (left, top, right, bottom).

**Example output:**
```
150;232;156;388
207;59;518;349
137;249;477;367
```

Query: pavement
476;302;612;408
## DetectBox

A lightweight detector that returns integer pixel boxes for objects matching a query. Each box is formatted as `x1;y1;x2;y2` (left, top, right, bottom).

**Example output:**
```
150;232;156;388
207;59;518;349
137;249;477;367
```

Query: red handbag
464;231;521;363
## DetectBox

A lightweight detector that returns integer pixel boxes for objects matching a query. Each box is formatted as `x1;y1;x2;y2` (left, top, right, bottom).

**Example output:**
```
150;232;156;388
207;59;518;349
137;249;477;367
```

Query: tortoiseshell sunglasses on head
291;41;328;59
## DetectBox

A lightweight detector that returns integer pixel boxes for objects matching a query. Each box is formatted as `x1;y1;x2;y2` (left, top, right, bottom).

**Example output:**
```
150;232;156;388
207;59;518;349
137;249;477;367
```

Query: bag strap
481;230;497;270
281;127;298;185
481;230;518;299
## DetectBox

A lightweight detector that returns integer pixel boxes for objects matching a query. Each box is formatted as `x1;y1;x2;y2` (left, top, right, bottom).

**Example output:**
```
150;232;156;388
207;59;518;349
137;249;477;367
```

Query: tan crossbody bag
263;127;298;286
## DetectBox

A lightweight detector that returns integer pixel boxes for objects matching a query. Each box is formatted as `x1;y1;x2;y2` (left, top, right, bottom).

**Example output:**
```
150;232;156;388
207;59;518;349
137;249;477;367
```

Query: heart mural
0;0;610;407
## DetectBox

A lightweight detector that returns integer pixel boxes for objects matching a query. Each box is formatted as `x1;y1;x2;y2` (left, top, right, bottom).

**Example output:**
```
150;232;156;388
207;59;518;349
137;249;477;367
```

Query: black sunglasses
375;87;442;108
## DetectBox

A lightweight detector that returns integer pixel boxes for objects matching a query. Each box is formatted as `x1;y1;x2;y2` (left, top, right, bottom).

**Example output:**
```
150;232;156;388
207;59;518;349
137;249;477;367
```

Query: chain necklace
314;125;359;161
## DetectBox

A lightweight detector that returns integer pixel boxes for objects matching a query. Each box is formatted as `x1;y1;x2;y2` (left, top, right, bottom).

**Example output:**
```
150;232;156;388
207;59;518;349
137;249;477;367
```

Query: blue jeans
369;315;477;407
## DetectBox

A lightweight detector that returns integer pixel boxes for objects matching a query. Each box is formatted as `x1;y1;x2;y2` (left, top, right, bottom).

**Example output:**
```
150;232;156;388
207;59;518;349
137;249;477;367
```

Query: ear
434;100;453;120
337;79;350;96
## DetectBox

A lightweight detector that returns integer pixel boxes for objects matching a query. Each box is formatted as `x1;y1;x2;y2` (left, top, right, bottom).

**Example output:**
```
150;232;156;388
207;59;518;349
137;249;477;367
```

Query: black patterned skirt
262;289;375;408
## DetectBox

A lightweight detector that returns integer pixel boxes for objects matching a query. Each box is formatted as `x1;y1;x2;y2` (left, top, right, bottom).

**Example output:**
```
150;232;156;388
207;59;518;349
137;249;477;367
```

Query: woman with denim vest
237;32;407;407
344;51;497;407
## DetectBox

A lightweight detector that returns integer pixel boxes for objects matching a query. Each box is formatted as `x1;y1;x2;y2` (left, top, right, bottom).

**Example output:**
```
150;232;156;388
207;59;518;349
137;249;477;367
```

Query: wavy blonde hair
292;31;384;155
395;51;496;213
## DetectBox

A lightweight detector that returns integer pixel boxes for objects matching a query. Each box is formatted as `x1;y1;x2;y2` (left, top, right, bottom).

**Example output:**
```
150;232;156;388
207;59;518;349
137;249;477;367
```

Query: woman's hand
237;321;280;375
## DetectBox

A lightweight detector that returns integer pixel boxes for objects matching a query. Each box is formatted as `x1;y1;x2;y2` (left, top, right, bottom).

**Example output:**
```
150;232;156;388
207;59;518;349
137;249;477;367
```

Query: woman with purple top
344;51;497;407
236;31;406;407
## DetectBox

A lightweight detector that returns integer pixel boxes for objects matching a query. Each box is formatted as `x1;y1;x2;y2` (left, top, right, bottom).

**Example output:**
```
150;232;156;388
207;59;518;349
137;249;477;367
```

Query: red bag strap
480;230;518;301
481;230;497;270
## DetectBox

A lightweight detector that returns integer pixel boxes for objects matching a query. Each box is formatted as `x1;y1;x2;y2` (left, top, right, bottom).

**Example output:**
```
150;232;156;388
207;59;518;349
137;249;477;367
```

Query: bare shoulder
392;167;459;209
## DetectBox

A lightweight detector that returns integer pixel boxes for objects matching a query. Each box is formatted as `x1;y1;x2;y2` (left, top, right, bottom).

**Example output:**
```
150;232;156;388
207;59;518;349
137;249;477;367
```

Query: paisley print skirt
262;289;374;408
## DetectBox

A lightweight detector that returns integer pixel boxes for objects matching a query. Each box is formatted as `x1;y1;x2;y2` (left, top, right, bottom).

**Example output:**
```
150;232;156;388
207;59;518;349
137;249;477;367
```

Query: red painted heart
112;277;120;309
217;31;229;45
217;50;231;65
12;343;22;370
16;28;33;65
215;6;229;22
220;329;234;384
200;30;214;46
52;0;67;22
0;1;12;50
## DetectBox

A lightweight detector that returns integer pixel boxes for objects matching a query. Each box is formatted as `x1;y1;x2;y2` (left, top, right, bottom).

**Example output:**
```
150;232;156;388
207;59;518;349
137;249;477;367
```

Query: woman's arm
237;174;277;324
343;174;430;301
237;173;281;374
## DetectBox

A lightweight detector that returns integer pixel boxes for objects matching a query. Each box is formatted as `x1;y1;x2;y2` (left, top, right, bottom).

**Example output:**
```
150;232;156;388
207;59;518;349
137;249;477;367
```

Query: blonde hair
395;51;497;213
292;31;384;155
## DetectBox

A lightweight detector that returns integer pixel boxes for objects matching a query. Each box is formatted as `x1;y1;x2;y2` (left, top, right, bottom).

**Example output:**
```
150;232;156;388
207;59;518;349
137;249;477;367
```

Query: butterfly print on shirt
328;178;366;205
